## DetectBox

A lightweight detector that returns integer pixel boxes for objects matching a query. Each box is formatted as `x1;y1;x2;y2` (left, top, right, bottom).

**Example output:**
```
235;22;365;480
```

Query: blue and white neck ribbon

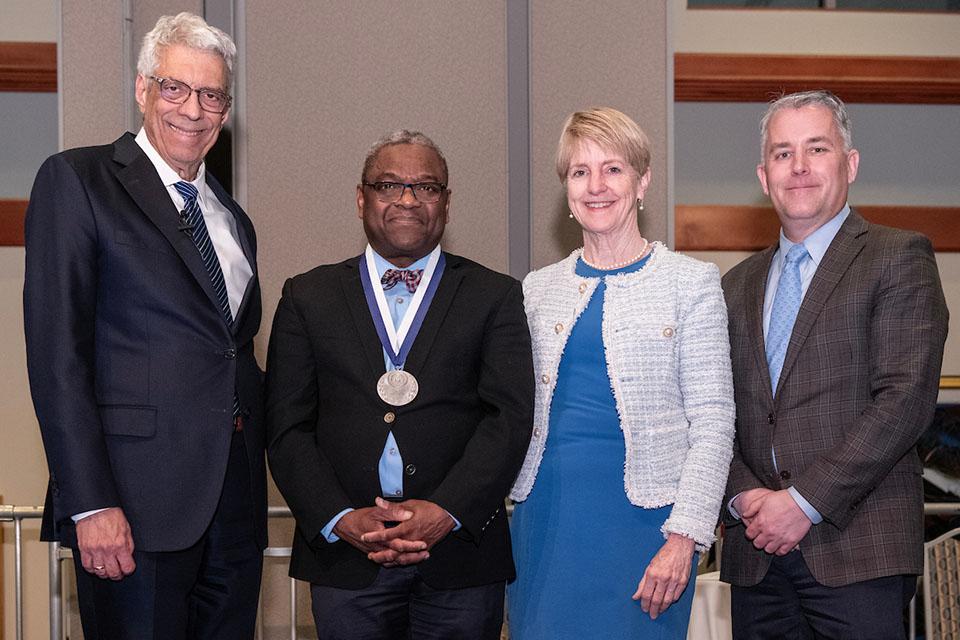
359;244;445;369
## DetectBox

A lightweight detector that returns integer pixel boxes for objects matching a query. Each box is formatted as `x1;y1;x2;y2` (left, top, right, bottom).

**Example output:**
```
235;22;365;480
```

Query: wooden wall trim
0;199;27;246
0;42;57;92
675;53;960;104
676;204;960;252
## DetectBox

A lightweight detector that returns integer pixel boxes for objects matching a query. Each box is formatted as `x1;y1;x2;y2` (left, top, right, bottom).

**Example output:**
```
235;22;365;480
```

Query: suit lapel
776;211;869;399
745;246;777;401
340;258;391;381
403;252;463;377
112;134;226;319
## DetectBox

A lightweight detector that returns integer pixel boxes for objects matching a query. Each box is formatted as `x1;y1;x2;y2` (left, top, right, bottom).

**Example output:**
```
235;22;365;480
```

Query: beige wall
0;0;56;41
529;0;670;269
244;1;510;356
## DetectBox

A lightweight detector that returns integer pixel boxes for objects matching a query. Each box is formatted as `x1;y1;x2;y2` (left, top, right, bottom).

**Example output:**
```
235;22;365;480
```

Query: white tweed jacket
509;244;735;550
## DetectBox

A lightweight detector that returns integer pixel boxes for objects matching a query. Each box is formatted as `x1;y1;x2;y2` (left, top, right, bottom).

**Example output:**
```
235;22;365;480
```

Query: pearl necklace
581;239;650;271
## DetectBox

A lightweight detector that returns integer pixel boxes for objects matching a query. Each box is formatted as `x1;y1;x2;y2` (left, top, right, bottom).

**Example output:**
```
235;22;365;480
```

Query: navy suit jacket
24;132;267;552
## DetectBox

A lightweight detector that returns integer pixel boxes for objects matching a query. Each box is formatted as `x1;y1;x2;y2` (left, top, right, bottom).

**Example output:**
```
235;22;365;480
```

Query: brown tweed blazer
719;210;949;588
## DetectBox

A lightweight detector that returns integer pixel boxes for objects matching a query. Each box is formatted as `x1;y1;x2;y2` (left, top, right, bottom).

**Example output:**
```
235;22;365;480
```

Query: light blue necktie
175;181;241;419
766;243;809;393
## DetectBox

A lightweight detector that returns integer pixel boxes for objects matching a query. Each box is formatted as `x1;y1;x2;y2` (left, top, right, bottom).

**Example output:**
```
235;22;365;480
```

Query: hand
332;501;418;557
632;533;696;619
361;498;455;566
742;489;812;555
75;507;136;580
733;487;774;527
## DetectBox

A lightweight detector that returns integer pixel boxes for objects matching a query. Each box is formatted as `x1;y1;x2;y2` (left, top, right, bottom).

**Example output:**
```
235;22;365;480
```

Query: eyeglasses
362;181;447;204
149;76;232;114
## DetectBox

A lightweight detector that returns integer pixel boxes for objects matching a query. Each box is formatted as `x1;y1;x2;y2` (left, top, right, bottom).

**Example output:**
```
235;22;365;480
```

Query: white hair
137;12;236;89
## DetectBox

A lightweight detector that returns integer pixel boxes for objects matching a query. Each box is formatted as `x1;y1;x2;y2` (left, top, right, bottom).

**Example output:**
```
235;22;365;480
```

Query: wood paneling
676;204;960;252
0;42;56;92
0;200;27;246
675;53;960;104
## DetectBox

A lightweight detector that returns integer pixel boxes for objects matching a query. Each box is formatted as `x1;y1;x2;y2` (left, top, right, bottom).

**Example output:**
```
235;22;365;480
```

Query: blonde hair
556;107;651;182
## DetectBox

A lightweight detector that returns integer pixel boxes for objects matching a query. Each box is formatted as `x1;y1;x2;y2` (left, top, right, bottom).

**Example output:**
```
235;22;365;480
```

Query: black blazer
24;132;267;552
265;253;534;589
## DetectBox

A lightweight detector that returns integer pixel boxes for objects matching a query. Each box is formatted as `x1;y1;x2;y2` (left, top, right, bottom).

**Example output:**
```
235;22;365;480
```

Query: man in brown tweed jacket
720;90;949;639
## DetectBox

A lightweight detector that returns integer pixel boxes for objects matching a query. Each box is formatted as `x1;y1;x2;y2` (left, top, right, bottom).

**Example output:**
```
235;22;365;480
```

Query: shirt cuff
320;508;354;543
445;510;461;532
727;494;742;520
787;486;823;524
71;508;111;523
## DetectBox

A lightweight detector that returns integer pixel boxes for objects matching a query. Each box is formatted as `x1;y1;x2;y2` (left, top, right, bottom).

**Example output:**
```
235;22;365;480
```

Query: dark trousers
311;565;505;640
74;431;262;640
731;550;915;640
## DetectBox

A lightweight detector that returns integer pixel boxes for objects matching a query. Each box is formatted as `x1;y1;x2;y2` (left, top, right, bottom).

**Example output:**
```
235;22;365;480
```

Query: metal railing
3;502;959;640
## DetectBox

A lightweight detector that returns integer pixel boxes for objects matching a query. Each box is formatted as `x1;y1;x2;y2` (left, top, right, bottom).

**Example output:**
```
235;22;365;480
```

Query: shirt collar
134;127;207;195
369;245;439;280
777;203;850;268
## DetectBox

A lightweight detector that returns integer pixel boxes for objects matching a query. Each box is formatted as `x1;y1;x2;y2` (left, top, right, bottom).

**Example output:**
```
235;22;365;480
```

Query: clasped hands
333;497;455;567
735;487;812;556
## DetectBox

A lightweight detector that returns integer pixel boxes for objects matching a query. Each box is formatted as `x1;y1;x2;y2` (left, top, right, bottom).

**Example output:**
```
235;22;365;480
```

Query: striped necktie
766;243;809;394
174;181;234;327
175;181;241;420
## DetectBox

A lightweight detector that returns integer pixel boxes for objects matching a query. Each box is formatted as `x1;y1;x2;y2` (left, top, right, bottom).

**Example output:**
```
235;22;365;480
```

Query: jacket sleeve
23;154;122;524
428;281;535;539
793;233;948;529
662;262;737;550
265;279;356;543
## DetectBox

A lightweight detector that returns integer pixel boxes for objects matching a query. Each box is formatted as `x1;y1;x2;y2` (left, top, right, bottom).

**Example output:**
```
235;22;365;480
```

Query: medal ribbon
359;244;445;369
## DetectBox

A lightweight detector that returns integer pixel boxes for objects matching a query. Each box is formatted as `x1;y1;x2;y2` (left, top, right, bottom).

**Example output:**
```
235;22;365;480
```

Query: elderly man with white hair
24;12;266;639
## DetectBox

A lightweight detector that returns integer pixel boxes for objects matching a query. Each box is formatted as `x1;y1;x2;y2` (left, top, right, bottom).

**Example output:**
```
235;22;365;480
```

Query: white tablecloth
687;571;732;640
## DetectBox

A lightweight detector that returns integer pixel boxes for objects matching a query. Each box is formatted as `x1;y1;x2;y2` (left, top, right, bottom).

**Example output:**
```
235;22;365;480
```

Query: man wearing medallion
265;130;535;639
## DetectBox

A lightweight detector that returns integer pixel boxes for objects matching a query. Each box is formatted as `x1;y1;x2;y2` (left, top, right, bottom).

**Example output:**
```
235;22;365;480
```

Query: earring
637;198;644;213
568;212;574;219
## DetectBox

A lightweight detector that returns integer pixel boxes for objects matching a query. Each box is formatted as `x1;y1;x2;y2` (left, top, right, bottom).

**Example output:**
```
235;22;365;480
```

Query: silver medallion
377;370;419;406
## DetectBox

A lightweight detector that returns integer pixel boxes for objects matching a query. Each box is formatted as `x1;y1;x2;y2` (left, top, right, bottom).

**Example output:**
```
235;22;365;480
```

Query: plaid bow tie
381;268;423;293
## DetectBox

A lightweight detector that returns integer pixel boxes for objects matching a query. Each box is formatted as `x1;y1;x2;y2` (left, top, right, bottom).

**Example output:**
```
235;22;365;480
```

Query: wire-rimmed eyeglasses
149;76;232;114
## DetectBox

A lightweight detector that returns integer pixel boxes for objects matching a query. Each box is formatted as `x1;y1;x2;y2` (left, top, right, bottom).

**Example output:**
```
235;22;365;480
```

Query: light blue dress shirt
731;205;851;526
320;250;454;542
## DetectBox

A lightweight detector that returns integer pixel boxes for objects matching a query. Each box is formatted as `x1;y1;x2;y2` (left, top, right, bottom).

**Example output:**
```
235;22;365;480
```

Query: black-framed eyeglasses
149;76;232;114
362;181;447;204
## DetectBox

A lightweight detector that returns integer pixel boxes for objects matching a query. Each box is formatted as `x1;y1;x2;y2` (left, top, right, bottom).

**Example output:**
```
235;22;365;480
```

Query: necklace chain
582;239;650;271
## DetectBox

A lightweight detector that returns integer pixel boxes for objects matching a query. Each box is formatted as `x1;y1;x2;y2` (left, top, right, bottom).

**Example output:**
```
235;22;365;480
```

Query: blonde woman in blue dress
508;107;735;639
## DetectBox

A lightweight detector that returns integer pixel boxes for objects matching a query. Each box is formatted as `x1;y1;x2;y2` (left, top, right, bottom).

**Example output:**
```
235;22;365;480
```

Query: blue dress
508;256;697;640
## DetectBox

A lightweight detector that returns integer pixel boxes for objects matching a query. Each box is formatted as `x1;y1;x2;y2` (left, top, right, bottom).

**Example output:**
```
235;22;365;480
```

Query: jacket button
578;283;587;294
768;413;775;425
554;322;564;334
541;374;550;384
223;348;237;359
405;464;417;476
662;327;674;338
533;428;541;437
384;412;396;424
779;470;791;480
